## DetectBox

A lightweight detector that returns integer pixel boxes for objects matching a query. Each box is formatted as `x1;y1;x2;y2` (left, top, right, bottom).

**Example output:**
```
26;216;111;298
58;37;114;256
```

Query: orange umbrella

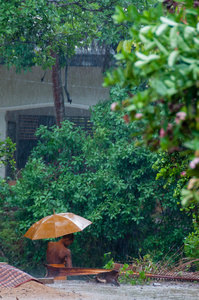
24;212;92;240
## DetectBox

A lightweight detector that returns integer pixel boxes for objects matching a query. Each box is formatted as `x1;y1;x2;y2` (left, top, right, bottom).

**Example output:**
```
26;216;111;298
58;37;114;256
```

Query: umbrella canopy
24;212;92;240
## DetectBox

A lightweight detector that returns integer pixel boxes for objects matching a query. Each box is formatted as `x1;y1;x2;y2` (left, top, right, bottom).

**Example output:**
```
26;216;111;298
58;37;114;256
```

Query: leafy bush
104;0;199;257
0;98;192;274
184;223;199;259
0;136;16;175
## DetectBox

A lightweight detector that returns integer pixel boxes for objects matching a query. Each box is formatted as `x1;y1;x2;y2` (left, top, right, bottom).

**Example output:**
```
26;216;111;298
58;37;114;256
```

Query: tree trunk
51;51;65;127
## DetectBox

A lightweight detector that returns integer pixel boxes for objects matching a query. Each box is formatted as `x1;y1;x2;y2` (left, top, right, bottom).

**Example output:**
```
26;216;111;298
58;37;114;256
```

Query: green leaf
135;52;160;62
139;271;146;280
151;79;168;96
140;25;152;34
154;38;169;55
156;24;168;36
135;52;148;60
145;41;156;51
117;41;123;53
125;104;136;111
193;37;199;45
139;33;151;44
160;17;178;26
127;4;140;22
186;8;198;16
113;6;126;23
169;26;179;48
184;26;196;40
177;35;191;51
184;139;199;150
168;50;179;67
180;56;199;64
123;40;133;53
164;79;175;88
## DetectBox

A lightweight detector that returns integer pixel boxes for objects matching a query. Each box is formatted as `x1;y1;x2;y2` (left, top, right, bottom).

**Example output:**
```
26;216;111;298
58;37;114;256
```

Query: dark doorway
17;115;56;170
15;115;92;171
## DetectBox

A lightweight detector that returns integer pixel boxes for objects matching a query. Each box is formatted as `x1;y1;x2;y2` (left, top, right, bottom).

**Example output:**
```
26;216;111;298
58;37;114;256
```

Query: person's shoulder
47;241;57;247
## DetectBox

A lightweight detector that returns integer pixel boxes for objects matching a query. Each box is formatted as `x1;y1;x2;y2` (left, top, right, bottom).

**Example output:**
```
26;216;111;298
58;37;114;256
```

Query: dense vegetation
0;0;153;126
0;97;192;275
0;0;198;276
104;0;199;259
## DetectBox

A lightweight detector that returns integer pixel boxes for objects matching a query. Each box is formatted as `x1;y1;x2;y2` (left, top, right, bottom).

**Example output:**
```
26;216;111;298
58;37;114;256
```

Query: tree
104;0;199;217
0;0;144;127
103;0;199;256
0;0;158;127
3;97;192;273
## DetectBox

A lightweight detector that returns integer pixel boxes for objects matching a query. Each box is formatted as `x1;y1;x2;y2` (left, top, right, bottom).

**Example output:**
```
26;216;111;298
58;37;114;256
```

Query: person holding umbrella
24;211;92;269
46;233;74;267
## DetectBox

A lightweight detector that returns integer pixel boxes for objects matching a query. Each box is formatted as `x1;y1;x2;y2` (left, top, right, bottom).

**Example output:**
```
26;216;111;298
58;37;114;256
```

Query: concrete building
0;45;111;178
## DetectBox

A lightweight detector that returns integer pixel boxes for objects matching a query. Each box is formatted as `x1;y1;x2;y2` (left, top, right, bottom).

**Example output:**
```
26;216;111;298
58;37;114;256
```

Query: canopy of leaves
104;1;199;221
0;0;98;70
0;0;153;71
0;136;15;175
0;98;192;273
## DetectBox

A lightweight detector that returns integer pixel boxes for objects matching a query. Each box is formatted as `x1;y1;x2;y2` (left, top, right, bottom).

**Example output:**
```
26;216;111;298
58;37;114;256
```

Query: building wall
0;65;109;178
0;65;108;109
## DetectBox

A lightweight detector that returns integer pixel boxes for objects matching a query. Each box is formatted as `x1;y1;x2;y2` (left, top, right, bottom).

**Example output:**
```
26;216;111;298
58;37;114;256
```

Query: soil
0;281;78;300
0;279;199;300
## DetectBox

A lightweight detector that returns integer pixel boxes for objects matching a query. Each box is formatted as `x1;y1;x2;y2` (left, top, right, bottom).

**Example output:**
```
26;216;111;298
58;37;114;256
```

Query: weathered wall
0;66;108;109
0;65;109;178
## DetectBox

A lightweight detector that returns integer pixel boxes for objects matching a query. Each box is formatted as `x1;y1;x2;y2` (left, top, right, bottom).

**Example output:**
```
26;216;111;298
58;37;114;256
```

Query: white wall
0;65;109;178
0;66;109;109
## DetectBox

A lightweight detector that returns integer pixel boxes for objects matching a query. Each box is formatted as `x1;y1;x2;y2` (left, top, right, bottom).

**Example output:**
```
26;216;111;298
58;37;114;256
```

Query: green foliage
105;1;199;152
0;0;193;274
184;223;199;258
0;136;16;263
105;253;157;285
104;1;199;228
119;264;136;285
0;136;16;177
103;252;115;269
0;179;24;265
152;151;190;206
0;0;152;72
1;97;192;274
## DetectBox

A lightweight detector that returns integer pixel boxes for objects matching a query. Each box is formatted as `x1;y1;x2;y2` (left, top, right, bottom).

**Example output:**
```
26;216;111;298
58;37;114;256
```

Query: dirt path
51;280;199;300
0;279;198;299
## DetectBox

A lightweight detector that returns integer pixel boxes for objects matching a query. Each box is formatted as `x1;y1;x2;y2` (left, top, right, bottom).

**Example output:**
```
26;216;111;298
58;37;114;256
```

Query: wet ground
49;279;199;300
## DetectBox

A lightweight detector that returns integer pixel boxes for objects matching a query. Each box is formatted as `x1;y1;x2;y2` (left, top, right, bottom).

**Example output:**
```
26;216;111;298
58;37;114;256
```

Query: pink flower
175;112;186;124
181;171;186;176
160;123;172;137
135;113;143;119
189;157;199;169
160;128;166;137
111;102;117;111
167;123;172;130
